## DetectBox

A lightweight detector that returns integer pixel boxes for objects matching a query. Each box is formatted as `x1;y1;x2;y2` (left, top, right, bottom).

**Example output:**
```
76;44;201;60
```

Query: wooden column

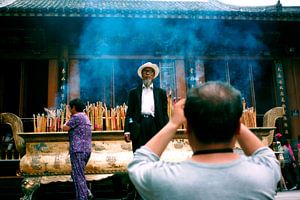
69;59;80;100
48;60;58;108
282;59;300;161
19;62;25;117
175;60;186;99
284;60;300;140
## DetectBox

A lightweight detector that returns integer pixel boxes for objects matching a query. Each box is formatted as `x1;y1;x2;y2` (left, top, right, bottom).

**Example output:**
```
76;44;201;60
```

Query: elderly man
123;62;169;200
128;81;281;200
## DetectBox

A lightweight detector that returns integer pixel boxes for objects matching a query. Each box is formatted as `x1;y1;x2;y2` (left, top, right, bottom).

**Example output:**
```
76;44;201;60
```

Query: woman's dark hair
69;98;86;112
184;81;243;144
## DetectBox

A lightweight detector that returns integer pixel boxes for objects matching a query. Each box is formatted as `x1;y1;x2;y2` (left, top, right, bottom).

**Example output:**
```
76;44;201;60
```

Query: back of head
69;98;86;112
184;81;243;144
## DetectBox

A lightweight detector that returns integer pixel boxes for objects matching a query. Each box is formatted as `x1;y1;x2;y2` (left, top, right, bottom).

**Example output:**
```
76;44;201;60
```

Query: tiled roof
0;0;300;21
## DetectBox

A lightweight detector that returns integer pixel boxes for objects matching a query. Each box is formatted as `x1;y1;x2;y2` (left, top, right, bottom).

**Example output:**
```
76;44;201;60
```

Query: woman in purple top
63;98;93;200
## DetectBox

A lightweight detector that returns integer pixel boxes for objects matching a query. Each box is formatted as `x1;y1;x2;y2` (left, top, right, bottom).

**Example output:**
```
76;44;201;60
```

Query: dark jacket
124;84;169;142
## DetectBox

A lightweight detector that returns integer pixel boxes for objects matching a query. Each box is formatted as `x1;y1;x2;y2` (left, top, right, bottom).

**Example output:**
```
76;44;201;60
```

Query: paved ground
91;190;300;200
1;174;299;200
93;190;300;200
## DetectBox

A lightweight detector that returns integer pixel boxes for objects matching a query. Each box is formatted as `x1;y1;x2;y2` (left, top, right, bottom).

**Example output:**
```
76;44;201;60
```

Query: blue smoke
75;18;268;107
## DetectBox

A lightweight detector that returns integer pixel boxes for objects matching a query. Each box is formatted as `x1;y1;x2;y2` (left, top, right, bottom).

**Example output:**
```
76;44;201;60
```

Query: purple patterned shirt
66;112;92;153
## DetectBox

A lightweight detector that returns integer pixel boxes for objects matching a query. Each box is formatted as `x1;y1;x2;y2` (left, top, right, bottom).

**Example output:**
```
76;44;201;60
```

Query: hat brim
137;62;159;79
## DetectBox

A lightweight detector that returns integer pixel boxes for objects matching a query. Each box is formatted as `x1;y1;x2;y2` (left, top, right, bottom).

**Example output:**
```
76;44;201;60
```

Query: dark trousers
282;163;297;189
132;115;157;152
127;115;157;200
70;152;91;200
124;180;142;200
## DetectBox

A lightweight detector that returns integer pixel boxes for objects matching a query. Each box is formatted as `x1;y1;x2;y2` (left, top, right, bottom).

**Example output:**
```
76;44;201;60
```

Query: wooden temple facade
0;0;300;198
0;0;300;144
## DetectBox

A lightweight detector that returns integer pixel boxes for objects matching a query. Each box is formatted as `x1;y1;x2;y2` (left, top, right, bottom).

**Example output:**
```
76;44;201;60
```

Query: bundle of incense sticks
111;108;116;130
96;101;104;130
167;90;173;118
104;103;111;131
33;101;127;132
120;103;127;130
241;107;257;128
85;102;127;131
116;107;120;130
33;113;48;132
85;101;93;130
241;99;257;128
33;104;69;132
90;103;95;131
89;101;104;130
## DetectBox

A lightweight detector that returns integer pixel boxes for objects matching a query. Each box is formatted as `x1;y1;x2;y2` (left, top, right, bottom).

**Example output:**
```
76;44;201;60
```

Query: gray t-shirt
128;146;281;200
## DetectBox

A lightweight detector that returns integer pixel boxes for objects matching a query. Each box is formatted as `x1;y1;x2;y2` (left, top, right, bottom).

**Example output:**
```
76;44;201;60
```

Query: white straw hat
137;62;159;79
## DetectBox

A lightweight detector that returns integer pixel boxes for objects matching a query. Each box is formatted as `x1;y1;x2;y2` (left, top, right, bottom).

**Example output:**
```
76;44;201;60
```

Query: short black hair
184;81;243;144
69;98;86;112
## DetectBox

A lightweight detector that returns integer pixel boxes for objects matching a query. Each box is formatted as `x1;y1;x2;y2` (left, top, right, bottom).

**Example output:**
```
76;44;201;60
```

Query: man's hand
124;132;131;143
145;99;186;157
169;99;186;129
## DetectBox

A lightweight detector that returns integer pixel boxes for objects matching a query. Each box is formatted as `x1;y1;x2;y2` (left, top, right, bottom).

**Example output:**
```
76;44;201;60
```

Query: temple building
0;0;299;137
0;0;300;198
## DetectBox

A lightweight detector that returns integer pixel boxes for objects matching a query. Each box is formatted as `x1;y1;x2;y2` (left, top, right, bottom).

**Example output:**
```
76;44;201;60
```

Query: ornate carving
20;177;41;200
106;155;117;167
0;112;25;156
120;143;131;151
262;107;285;146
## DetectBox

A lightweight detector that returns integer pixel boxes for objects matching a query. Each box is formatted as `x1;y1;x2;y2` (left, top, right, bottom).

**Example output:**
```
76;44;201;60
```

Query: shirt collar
142;83;153;89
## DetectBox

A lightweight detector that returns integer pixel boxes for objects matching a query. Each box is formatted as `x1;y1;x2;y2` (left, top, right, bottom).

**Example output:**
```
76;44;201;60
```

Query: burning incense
120;103;126;130
111;108;116;130
90;103;95;131
241;99;257;128
97;102;104;130
33;114;37;132
33;100;128;132
94;102;99;130
116;106;121;130
104;104;111;130
167;90;173;118
60;111;64;132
